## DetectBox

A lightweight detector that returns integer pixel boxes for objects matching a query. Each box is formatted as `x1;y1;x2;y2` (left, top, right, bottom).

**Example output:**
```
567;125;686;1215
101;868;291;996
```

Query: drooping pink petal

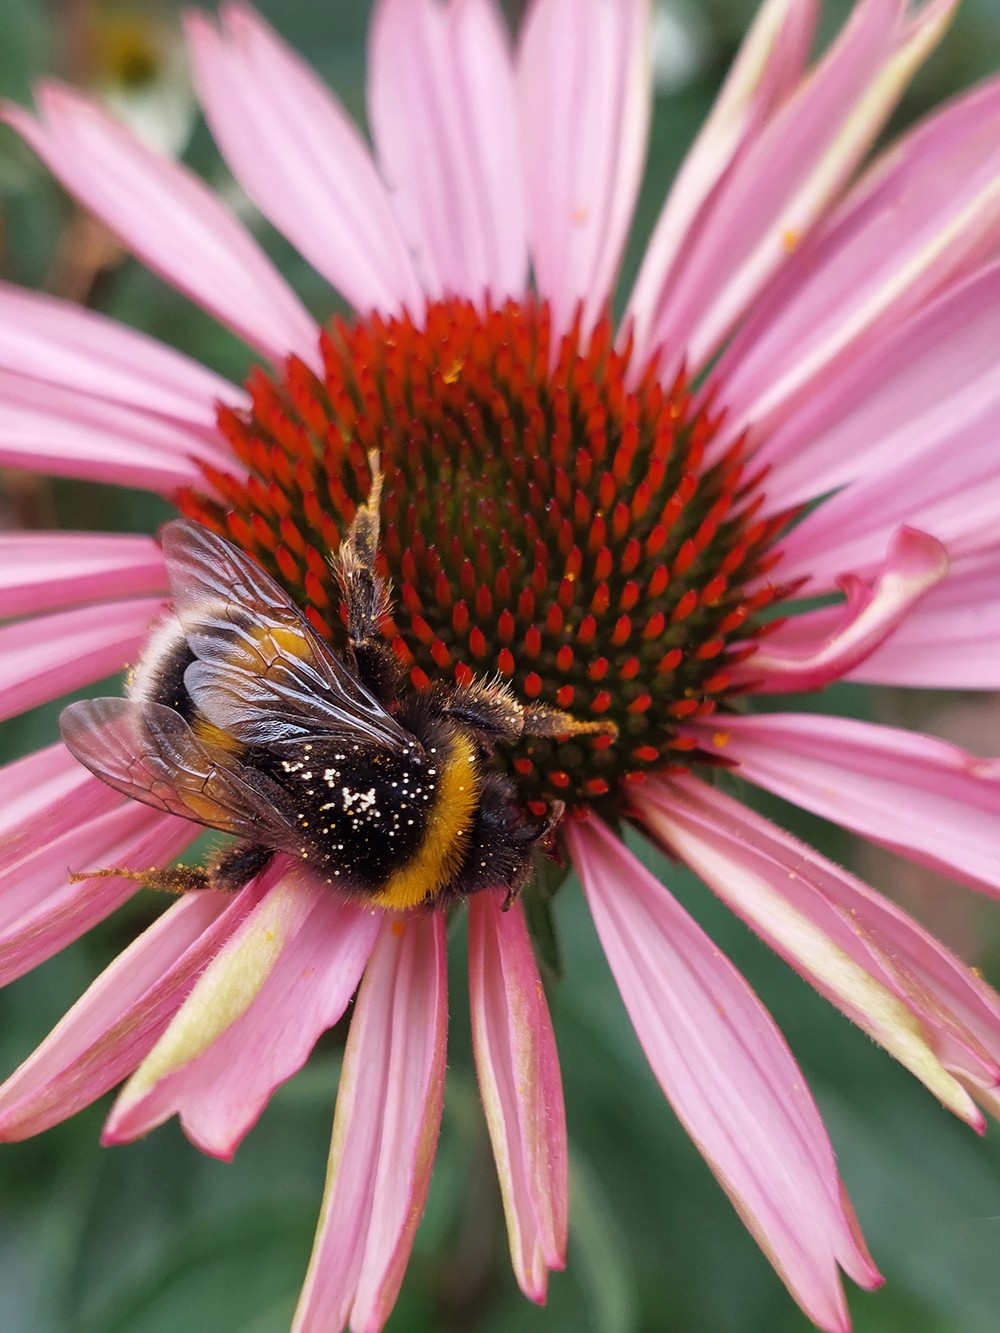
293;912;447;1333
0;805;197;985
777;405;1000;591
0;281;244;427
637;776;1000;1123
468;892;567;1302
566;816;880;1333
842;550;1000;689
0;597;162;723
186;5;423;318
626;0;819;362
751;258;1000;510
0;532;166;620
712;67;1000;448
104;870;380;1158
517;0;650;340
0;890;239;1140
0;370;235;492
694;713;1000;899
740;527;947;693
2;83;319;368
368;0;526;303
631;0;957;373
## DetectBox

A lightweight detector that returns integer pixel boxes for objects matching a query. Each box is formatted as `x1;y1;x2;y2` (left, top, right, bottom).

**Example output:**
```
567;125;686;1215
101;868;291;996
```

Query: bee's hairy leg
521;702;619;742
68;842;273;896
333;451;403;703
500;801;566;911
69;863;212;894
208;841;274;893
439;677;620;746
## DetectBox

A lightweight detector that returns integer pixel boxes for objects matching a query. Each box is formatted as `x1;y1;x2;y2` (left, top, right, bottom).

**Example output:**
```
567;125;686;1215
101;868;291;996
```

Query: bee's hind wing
60;697;302;850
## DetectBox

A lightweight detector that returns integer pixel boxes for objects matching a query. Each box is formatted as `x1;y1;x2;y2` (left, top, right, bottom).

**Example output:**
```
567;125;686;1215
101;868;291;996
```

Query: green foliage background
1;2;1000;1330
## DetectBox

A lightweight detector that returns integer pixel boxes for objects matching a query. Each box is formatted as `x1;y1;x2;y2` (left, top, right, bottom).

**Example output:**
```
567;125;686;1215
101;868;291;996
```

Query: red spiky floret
178;297;792;818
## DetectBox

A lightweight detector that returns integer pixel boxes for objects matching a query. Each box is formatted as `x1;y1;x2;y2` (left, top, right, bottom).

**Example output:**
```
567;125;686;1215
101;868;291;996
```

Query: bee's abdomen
371;726;480;910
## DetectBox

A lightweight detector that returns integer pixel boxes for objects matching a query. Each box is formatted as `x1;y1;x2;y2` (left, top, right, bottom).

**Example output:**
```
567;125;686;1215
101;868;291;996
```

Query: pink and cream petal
369;0;526;303
518;0;650;340
186;5;423;318
0;532;166;620
0;596;163;724
637;777;1000;1121
713;68;1000;446
0;281;243;426
627;0;819;361
567;816;880;1333
753;258;1000;511
740;527;947;693
104;873;380;1157
2;83;319;368
0;806;198;986
632;0;958;373
0;890;237;1140
293;912;447;1333
843;551;1000;689
694;713;1000;899
468;892;567;1301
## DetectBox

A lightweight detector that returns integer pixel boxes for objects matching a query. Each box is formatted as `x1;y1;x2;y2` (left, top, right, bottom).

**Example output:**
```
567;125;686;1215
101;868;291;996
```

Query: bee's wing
161;519;410;752
60;697;303;850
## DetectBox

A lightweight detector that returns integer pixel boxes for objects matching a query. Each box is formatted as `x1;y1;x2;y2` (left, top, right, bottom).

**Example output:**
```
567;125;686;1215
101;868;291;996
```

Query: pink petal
635;0;957;373
778;406;1000;591
742;527;947;692
637;776;1000;1124
0;741;129;874
468;892;567;1301
104;869;380;1158
6;596;159;700
696;712;1000;899
0;280;243;427
293;913;447;1333
0;806;197;985
0;370;230;492
186;5;423;317
0;742;118;869
843;550;1000;689
567;816;880;1333
368;0;526;303
2;84;318;368
0;597;162;723
518;0;650;340
0;532;166;619
626;0;820;363
713;65;1000;448
0;890;237;1140
752;258;1000;510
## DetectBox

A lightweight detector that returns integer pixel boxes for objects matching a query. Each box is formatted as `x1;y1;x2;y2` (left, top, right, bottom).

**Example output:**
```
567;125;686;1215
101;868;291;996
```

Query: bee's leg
68;842;273;896
439;676;619;745
207;841;274;893
69;863;212;894
334;452;404;703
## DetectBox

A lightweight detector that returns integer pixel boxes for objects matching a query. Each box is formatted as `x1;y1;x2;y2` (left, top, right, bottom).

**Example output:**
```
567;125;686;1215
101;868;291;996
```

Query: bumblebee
60;459;611;909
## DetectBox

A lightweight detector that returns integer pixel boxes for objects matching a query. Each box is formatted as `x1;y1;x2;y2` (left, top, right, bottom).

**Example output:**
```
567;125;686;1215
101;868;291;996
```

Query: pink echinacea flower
1;0;1000;1328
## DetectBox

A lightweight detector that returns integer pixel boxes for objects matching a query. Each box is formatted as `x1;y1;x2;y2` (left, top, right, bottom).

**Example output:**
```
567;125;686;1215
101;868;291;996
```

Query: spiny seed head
180;297;790;819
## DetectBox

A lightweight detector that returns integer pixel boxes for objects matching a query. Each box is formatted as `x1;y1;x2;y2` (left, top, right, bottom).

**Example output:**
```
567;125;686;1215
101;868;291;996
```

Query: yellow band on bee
374;727;479;910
